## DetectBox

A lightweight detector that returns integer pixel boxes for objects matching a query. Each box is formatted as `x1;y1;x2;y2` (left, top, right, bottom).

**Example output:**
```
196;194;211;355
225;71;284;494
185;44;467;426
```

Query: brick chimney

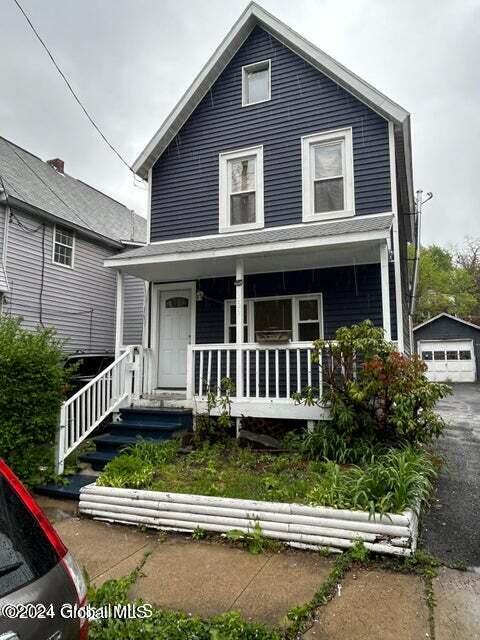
47;158;64;174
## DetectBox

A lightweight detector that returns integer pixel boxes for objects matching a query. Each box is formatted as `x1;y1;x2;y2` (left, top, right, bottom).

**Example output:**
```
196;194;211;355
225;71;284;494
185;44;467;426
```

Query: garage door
419;340;476;382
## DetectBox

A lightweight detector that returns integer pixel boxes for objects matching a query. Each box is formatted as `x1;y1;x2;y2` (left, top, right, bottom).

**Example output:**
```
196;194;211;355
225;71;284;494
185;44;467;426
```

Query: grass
97;438;437;515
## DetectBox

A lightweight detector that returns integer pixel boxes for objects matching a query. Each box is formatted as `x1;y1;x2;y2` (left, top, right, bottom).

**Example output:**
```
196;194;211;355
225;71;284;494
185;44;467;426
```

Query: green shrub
300;423;385;464
0;316;69;485
294;320;451;446
97;455;154;489
307;446;437;516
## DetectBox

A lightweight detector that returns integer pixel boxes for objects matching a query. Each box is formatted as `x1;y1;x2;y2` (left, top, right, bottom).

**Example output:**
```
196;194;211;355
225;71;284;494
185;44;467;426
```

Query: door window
165;297;189;308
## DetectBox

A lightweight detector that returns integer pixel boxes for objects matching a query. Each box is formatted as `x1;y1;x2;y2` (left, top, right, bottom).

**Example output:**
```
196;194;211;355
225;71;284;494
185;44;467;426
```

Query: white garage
414;313;480;383
418;339;475;383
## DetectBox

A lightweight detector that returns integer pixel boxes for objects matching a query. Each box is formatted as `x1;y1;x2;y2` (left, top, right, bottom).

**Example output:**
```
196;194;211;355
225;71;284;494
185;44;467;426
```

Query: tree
414;244;478;323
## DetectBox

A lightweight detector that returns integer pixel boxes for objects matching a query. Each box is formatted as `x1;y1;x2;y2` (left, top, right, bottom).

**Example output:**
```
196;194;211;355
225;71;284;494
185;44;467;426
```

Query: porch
53;214;397;474
111;213;397;420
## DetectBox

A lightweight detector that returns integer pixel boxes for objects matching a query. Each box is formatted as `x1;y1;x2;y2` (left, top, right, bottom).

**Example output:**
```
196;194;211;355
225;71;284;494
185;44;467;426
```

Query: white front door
157;290;191;388
419;340;476;383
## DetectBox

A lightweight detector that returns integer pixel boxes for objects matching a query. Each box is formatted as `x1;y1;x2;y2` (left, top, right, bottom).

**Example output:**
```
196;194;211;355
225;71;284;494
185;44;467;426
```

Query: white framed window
52;225;75;268
242;60;271;106
219;146;264;233
301;127;355;222
224;294;323;343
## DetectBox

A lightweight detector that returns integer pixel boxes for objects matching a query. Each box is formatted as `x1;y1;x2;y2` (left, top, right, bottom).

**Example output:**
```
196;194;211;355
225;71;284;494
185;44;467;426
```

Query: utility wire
12;0;132;173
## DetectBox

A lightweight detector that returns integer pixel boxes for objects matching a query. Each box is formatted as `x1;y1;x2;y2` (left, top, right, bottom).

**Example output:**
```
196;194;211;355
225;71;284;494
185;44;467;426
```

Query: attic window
53;225;74;268
242;60;271;106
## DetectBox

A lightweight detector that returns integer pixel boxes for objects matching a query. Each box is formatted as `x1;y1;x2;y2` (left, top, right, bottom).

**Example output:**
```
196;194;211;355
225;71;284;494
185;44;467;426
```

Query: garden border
79;483;419;556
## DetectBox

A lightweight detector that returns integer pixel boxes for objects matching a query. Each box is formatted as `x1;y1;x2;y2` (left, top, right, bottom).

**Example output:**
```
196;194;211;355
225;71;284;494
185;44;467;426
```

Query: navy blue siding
151;26;391;241
195;264;397;344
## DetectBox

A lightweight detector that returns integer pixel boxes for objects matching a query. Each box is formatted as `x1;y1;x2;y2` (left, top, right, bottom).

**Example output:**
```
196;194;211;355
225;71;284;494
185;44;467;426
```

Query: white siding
3;207;143;353
123;274;145;345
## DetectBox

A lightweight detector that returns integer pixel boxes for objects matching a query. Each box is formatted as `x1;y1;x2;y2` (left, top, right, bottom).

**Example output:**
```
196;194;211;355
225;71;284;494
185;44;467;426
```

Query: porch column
380;242;392;341
235;257;244;398
115;270;125;358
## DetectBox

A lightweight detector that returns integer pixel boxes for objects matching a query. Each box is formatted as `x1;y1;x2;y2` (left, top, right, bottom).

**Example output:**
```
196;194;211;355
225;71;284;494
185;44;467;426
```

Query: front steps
36;405;192;500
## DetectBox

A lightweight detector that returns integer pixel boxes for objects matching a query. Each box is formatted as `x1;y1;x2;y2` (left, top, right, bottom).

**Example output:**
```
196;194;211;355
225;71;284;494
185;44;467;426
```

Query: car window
0;476;57;597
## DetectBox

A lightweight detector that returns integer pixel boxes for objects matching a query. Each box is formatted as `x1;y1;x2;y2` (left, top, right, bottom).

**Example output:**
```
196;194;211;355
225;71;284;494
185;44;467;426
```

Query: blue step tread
35;474;95;500
93;434;169;447
79;451;117;466
120;407;192;416
107;421;187;432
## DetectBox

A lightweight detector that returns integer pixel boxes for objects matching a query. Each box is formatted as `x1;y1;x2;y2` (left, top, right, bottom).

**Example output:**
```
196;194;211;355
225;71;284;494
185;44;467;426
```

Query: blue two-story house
105;2;415;424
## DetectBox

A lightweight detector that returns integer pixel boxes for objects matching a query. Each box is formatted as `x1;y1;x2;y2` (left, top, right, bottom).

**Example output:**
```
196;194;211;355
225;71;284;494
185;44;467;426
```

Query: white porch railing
55;345;155;475
188;343;322;402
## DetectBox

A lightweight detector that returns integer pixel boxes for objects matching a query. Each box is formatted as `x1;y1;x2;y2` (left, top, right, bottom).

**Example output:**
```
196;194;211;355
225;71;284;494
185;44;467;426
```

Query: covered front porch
109;214;397;421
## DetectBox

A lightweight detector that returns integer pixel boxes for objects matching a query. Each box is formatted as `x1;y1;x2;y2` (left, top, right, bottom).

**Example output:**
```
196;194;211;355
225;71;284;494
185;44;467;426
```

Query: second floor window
301;128;355;222
219;146;264;233
242;60;271;106
52;225;74;268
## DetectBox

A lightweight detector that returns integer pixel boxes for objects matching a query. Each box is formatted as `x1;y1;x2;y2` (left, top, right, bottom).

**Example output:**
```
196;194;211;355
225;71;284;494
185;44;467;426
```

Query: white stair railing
55;346;136;475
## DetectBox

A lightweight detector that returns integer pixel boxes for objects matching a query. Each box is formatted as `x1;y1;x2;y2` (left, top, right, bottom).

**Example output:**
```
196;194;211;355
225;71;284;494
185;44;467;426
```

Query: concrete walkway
39;497;480;638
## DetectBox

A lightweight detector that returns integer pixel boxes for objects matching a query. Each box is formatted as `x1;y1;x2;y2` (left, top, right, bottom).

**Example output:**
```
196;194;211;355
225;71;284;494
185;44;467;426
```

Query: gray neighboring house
414;312;480;383
0;136;146;353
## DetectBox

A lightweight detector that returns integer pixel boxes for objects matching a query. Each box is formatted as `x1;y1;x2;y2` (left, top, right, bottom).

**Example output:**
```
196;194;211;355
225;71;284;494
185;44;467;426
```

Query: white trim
224;292;324;344
131;3;410;180
52;223;75;269
413;312;480;333
143;211;393;248
146;167;152;244
388;122;404;352
219;145;264;233
380;241;391;341
151;281;197;389
242;59;271;107
105;228;390;269
301;127;355;222
115;271;124;358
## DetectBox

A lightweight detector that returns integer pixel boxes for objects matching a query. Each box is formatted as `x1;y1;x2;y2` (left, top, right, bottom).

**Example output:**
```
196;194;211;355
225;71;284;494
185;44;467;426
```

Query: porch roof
105;213;392;281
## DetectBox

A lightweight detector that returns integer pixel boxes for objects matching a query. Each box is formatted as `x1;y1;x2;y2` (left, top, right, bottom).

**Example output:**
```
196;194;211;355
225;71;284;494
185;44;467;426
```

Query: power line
12;0;132;173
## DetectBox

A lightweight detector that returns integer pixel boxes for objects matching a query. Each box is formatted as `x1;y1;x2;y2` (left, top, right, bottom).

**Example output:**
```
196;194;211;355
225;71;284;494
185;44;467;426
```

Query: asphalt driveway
422;383;480;568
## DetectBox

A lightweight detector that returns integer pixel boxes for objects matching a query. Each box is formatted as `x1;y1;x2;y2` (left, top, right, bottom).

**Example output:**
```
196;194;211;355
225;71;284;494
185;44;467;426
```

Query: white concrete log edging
79;484;419;557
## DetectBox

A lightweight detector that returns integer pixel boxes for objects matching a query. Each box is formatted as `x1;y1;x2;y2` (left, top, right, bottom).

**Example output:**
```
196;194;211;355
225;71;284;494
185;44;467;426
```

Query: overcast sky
2;0;479;246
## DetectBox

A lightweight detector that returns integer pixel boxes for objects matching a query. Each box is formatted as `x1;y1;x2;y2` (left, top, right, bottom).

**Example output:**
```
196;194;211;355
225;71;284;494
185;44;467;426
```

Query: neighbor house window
225;295;322;343
242;60;271;106
52;225;74;268
301;128;354;222
219;146;264;233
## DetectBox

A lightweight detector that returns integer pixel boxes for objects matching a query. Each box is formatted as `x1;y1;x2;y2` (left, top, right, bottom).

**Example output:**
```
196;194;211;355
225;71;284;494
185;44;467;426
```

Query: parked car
0;460;88;639
65;352;114;396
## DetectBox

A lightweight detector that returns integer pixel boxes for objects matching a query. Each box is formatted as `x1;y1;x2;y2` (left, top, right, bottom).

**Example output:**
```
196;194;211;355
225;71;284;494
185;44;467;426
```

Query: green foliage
98;440;321;504
307;446;437;516
192;527;207;540
88;563;280;640
226;522;279;555
195;377;235;445
0;316;70;485
296;320;451;446
415;243;478;322
300;423;385;465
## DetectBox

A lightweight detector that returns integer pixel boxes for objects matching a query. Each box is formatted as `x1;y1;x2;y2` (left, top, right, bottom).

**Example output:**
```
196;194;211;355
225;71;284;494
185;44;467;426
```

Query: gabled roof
0;137;146;247
133;1;412;184
413;312;480;332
